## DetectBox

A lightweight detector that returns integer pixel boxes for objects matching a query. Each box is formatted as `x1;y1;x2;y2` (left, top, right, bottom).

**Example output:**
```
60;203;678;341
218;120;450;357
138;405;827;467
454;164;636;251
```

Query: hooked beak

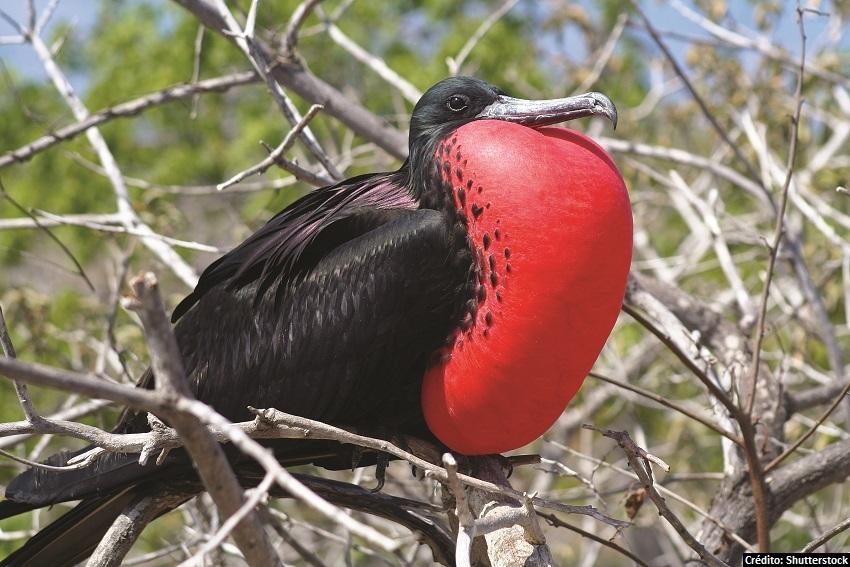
475;92;618;130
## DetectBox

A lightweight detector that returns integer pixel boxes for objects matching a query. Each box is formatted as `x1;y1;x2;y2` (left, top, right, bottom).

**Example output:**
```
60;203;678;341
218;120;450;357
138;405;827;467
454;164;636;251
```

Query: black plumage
0;75;619;565
0;77;503;566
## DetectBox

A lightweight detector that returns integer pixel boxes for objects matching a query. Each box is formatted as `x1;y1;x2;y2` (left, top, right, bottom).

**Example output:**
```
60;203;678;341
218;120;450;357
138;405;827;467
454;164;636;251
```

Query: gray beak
475;92;618;130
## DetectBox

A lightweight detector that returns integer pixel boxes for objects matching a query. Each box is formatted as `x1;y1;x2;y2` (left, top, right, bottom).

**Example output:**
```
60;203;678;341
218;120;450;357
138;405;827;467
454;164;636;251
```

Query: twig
801;516;850;552
31;210;221;253
584;426;730;567
0;303;39;423
746;4;807;421
766;373;850;473
0;72;258;170
33;0;60;35
0;212;122;230
574;13;628;94
320;12;421;104
588;372;742;444
621;302;738;417
210;0;342;180
446;0;520;75
122;272;283;566
218;103;325;190
443;453;474;567
179;473;275;567
0;181;96;291
283;0;323;57
538;512;651;567
262;510;330;567
189;25;205;119
0;446;94;471
0;398;110;450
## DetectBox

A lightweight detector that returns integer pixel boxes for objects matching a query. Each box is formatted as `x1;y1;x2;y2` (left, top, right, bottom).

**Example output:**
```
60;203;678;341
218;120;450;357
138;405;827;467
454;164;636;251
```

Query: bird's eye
446;95;469;112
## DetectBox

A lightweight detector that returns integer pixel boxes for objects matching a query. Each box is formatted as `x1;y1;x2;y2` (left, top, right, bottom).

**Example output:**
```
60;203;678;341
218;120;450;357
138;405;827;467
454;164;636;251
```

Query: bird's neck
403;127;465;210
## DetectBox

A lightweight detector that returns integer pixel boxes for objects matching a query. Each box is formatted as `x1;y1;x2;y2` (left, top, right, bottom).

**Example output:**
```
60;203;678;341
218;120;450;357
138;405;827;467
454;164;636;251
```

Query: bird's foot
349;445;364;470
370;452;389;493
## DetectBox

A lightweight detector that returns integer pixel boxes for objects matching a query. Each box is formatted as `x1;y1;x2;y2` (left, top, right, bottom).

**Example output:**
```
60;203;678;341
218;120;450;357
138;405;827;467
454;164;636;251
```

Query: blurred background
1;0;849;564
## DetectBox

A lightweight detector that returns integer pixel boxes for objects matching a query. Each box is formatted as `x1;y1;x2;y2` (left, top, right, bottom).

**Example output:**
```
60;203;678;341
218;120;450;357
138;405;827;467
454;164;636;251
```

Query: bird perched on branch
0;76;631;565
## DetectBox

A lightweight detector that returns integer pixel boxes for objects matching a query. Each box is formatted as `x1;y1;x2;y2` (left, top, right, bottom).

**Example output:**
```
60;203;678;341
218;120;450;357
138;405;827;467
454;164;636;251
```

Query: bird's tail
1;489;145;567
0;446;180;567
0;439;377;565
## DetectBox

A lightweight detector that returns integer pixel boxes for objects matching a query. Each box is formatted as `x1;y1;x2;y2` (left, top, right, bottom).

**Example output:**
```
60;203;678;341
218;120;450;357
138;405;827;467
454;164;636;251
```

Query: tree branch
122;272;282;566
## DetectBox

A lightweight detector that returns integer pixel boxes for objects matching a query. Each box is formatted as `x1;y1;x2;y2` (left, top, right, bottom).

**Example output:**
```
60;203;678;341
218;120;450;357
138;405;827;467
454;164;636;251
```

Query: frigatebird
0;76;631;565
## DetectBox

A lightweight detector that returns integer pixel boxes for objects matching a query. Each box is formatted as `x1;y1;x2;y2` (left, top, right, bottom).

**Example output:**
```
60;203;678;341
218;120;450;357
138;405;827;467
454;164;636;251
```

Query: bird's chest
421;122;633;454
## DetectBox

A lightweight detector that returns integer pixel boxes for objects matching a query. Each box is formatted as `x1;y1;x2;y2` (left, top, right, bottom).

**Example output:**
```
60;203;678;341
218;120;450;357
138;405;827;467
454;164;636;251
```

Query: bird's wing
172;202;474;427
172;172;418;321
2;178;472;515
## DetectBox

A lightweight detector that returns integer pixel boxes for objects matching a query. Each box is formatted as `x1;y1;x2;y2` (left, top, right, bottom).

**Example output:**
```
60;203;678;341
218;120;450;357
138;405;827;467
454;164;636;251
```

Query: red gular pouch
422;121;633;455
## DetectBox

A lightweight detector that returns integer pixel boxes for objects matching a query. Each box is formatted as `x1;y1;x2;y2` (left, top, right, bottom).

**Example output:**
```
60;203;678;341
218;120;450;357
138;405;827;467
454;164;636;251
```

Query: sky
0;0;847;95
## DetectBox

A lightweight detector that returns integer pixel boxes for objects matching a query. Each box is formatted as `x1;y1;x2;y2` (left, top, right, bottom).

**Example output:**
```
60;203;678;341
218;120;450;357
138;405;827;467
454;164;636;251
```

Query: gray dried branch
538;512;650;567
588;372;742;444
319;10;421;104
218;103;329;190
122;272;282;566
88;491;192;567
0;303;39;423
209;0;341;180
282;0;323;57
446;0;520;76
585;426;729;567
801;516;850;553
172;0;409;159
0;72;258;170
745;3;808;421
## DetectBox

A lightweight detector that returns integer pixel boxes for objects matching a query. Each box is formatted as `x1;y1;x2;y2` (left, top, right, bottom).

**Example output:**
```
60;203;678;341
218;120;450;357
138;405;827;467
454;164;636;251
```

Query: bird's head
408;76;618;151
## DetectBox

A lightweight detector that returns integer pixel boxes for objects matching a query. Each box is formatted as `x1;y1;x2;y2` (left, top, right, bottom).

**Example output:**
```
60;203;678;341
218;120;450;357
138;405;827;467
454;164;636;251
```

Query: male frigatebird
0;76;631;565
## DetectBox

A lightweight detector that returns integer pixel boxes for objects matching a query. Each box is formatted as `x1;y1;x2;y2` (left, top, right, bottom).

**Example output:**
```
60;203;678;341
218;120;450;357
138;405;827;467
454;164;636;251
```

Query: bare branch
446;0;520;75
208;0;341;180
283;0;323;57
585;426;730;567
802;516;850;553
320;12;421;104
746;4;808;422
218;103;328;190
122;272;282;566
588;372;742;444
0;304;39;423
89;491;192;567
173;0;409;159
0;71;258;170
